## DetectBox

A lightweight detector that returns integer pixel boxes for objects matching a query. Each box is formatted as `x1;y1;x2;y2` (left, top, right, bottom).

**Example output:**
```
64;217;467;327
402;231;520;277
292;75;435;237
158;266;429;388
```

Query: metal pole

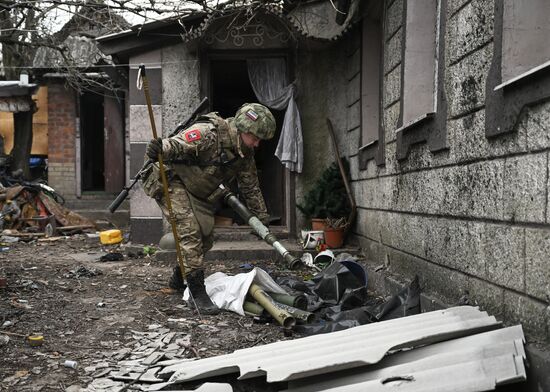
138;64;200;317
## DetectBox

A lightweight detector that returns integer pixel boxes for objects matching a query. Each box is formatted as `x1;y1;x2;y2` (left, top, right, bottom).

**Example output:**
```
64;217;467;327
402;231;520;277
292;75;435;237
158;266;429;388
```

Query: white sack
183;267;288;316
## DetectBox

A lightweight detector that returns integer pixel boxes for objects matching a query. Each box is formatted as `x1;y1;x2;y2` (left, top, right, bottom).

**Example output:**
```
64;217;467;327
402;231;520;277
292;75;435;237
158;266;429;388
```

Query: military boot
186;269;220;315
168;265;186;291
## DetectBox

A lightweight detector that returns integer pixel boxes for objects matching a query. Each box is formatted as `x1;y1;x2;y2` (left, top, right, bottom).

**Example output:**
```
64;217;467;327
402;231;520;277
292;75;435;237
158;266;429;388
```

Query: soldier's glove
146;138;163;162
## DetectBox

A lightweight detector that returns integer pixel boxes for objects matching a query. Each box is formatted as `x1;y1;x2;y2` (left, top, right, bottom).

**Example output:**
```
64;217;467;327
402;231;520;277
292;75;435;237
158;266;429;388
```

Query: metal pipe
248;283;295;328
222;186;301;269
272;301;315;324
243;301;265;317
266;292;308;310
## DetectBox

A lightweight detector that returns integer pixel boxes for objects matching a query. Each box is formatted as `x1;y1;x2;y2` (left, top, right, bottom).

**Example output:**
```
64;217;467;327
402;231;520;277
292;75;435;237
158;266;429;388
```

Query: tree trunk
12;111;34;179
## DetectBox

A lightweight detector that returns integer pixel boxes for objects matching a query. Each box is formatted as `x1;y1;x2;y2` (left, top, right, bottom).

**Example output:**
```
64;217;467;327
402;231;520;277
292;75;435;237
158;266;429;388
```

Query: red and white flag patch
184;129;202;142
245;109;259;121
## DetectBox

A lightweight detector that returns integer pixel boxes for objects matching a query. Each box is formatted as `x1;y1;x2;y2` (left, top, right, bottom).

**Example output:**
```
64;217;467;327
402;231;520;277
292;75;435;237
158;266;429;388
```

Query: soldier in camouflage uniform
142;103;276;314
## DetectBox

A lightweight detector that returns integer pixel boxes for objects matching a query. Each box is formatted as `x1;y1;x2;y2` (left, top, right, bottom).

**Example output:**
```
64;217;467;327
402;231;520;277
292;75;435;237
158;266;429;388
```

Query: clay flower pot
324;226;345;248
311;218;327;231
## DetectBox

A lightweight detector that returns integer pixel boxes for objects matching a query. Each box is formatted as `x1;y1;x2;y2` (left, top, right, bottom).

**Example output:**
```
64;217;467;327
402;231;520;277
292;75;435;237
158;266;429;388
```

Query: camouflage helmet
234;103;276;140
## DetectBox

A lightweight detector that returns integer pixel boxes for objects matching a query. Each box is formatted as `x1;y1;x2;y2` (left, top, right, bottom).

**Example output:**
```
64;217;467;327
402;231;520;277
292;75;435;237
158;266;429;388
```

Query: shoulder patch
184;129;202;142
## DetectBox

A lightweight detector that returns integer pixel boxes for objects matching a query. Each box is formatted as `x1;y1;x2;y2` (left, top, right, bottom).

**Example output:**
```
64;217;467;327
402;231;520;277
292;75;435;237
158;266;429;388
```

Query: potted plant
323;217;349;248
297;160;352;239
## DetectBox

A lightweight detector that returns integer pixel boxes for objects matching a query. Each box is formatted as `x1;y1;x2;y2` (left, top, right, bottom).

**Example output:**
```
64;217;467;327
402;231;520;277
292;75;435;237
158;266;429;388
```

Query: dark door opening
80;92;104;191
210;59;285;226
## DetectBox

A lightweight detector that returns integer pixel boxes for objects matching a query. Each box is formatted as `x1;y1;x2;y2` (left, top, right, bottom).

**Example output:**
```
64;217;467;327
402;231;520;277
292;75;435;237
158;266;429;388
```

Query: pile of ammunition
244;284;314;328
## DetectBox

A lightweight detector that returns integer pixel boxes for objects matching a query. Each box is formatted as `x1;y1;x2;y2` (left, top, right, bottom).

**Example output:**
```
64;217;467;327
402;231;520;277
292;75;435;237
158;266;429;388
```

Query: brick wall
47;82;77;199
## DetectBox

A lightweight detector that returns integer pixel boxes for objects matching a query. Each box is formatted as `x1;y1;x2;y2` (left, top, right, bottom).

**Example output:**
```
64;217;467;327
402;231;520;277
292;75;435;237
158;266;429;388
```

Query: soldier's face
240;132;261;148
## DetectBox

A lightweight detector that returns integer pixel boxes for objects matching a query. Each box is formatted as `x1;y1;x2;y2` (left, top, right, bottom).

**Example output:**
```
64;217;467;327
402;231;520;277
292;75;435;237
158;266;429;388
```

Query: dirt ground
0;234;299;391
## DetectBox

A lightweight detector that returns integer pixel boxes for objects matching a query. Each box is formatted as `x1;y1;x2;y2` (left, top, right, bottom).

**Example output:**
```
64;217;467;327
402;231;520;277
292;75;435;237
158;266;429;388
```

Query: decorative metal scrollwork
204;13;290;47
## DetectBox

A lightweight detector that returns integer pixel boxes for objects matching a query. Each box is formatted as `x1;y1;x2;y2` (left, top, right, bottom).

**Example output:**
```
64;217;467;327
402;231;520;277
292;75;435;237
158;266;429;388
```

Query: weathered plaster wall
342;0;550;341
294;48;333;230
127;44;200;244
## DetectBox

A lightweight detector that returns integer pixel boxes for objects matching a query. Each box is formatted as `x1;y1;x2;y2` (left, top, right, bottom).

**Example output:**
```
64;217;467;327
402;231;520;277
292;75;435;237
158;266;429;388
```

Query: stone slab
384;28;402;75
481;223;525;292
446;43;492;118
385;0;403;40
346;46;361;81
129;105;163;142
503;290;548;341
449;109;527;164
130;183;162;218
465;276;505;320
347;72;360;107
347;100;361;132
525;101;550;151
447;0;471;16
161;43;200;132
503;152;547;223
393;159;505;220
129;68;162;106
130;143;147;178
384;101;400;143
384;64;401;108
355;208;381;242
385;246;469;304
525;228;550;301
130;217;163;245
446;0;494;64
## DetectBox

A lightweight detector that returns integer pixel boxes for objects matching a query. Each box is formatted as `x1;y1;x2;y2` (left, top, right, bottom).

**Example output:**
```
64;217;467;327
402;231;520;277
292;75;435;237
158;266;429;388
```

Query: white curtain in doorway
247;58;303;173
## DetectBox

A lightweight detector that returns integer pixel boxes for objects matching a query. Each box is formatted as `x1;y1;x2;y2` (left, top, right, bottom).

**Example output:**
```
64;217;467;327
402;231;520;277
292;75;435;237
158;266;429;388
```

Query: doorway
210;58;286;226
79;91;125;194
80;92;104;191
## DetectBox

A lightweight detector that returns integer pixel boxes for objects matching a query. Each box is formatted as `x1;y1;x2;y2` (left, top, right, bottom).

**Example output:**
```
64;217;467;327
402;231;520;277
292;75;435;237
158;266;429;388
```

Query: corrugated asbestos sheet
156;306;526;391
284;326;525;392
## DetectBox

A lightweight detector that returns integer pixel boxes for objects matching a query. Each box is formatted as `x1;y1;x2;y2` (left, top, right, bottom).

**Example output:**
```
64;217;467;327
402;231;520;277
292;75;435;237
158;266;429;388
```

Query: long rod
326;118;357;236
138;65;200;317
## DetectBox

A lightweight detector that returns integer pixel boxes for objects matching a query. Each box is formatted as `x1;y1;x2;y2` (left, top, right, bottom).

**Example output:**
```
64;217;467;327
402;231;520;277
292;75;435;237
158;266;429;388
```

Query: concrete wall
128;44;200;244
297;0;550;341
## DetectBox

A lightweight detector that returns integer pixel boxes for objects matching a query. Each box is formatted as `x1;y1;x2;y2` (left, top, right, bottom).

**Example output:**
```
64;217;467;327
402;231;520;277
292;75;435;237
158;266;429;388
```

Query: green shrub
297;159;351;220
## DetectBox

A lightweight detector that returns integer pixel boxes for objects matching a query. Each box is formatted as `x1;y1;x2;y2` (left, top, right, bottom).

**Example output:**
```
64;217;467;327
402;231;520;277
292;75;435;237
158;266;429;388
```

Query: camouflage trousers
156;179;215;272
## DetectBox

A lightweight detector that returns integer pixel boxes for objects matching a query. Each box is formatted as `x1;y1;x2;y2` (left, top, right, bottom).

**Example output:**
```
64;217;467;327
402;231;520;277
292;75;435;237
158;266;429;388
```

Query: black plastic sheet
277;261;421;336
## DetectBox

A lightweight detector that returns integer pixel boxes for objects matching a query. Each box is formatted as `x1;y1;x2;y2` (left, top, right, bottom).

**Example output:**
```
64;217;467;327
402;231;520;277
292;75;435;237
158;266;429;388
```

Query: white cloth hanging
247;58;303;173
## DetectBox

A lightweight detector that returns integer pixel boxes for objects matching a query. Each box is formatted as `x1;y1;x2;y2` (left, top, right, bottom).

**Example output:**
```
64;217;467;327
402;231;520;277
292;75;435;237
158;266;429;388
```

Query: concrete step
65;198;129;211
74;209;130;228
154;240;361;264
213;227;290;241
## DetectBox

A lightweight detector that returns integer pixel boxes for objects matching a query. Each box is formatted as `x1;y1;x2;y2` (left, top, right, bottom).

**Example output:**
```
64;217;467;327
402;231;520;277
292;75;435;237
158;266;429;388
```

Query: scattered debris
64;266;103;278
99;252;124;262
0;334;9;346
62;360;78;369
27;334;44;347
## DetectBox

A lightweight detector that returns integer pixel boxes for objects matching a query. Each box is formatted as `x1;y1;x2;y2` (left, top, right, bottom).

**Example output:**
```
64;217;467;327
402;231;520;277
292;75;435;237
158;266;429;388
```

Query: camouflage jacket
160;112;269;223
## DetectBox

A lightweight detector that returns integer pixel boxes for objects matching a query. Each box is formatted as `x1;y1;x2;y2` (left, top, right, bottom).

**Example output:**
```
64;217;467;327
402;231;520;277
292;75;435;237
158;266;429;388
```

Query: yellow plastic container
27;334;44;347
100;229;122;245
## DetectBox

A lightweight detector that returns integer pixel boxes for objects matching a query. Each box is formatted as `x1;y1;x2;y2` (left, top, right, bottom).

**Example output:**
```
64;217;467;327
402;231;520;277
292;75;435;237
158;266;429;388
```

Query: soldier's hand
146;138;163;161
